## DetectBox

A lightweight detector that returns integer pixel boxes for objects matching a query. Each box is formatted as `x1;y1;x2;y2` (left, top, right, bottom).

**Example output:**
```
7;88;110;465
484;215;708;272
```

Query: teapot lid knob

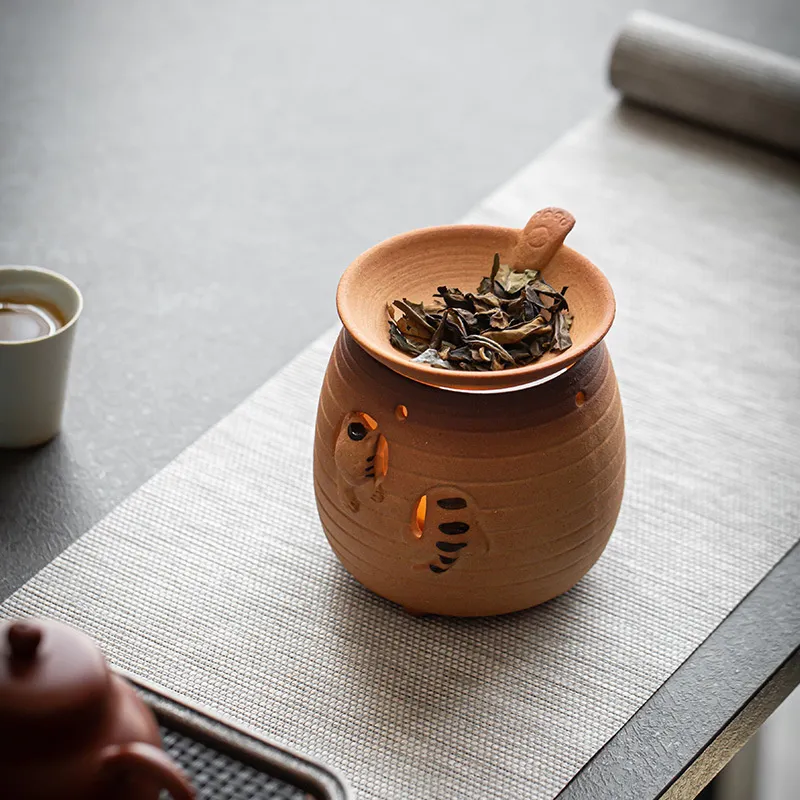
7;622;42;662
0;618;111;746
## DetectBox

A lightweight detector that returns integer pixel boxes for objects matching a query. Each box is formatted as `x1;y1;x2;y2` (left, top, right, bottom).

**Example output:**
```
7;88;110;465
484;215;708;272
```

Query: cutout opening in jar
412;495;427;539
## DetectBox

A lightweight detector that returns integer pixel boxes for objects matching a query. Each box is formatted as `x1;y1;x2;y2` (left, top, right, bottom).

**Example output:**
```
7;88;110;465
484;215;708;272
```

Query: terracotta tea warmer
0;618;195;800
314;209;625;617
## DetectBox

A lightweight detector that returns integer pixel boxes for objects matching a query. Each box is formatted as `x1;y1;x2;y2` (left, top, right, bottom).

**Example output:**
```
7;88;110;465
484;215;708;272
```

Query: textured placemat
3;102;799;799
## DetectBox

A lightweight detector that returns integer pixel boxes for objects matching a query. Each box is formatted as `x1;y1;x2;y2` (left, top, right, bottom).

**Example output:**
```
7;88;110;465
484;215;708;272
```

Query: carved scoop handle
510;207;575;272
100;742;195;799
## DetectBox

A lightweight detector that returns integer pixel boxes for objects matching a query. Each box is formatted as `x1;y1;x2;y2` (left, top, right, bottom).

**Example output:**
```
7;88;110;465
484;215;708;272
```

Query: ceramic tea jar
0;618;195;800
314;210;625;617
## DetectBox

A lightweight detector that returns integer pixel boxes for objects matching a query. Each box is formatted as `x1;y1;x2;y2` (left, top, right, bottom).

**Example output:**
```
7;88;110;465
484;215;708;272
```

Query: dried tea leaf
436;286;473;310
438;341;454;360
495;263;540;295
393;299;435;334
481;317;552;345
505;296;524;319
491;252;500;281
463;335;515;364
396;315;430;343
527;337;547;360
429;314;447;350
488;309;511;329
453;308;479;334
448;346;473;363
477;276;494;295
412;348;453;369
388;249;574;371
523;284;547;314
551;311;573;352
443;308;469;340
470;347;490;363
471;293;501;312
389;321;426;356
529;277;562;298
507;345;533;366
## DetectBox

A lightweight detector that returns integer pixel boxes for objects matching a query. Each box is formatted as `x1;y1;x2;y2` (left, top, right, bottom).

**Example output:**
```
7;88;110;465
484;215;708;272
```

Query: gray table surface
1;0;799;597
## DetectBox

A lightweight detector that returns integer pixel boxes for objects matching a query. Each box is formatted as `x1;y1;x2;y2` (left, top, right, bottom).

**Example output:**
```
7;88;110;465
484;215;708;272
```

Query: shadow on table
615;100;800;190
0;437;92;599
0;439;58;475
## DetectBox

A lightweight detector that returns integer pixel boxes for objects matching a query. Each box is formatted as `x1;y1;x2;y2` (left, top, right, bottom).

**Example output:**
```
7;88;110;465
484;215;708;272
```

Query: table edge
556;539;800;800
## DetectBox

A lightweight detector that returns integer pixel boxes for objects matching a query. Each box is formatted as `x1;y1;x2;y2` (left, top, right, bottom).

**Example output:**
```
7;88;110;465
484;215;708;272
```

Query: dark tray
120;672;351;800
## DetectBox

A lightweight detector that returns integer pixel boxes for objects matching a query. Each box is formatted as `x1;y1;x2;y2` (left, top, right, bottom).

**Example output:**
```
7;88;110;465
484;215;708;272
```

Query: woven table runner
3;101;800;799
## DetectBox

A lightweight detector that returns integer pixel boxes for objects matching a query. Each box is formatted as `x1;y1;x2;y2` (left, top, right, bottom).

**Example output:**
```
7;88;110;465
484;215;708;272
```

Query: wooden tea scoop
510;207;575;272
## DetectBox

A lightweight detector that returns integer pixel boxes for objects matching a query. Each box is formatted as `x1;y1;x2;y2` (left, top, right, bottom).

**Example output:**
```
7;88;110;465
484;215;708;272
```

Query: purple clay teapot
0;618;194;800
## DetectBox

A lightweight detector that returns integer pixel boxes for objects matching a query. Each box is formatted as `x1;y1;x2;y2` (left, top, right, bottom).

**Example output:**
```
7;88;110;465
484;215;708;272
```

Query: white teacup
0;266;83;448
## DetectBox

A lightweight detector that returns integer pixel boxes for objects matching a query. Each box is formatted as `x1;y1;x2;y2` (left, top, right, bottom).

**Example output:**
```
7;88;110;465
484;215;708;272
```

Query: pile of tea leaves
387;254;573;371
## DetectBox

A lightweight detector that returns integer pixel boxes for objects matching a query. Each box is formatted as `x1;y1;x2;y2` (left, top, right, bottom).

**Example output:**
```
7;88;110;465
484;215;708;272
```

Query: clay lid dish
337;210;616;391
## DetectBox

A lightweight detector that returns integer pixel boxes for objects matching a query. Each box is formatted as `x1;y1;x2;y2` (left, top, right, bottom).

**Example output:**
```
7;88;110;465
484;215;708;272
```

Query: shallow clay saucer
337;208;615;391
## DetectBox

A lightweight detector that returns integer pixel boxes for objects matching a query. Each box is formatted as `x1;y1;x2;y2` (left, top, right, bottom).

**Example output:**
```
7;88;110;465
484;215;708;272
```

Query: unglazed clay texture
314;331;625;617
336;223;615;390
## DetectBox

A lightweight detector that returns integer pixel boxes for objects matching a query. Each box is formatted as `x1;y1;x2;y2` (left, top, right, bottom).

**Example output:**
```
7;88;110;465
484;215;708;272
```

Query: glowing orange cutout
412;495;427;539
395;405;408;421
359;412;378;430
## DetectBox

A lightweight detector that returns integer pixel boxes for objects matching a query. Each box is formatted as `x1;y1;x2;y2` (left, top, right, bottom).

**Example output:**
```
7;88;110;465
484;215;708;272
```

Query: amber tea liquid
0;299;65;342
